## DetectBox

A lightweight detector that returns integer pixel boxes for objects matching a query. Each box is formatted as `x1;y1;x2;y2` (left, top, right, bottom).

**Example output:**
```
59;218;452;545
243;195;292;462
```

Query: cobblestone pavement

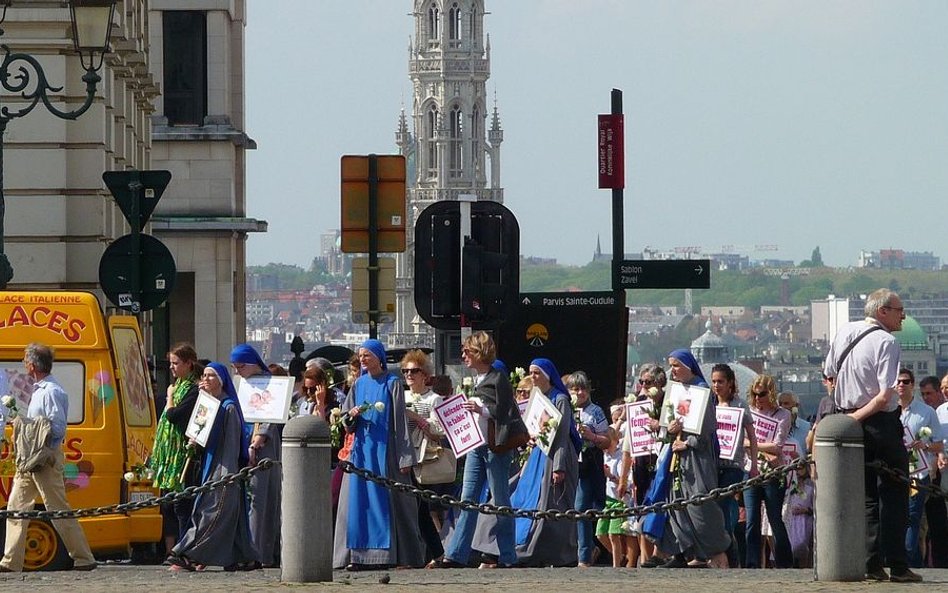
0;564;944;592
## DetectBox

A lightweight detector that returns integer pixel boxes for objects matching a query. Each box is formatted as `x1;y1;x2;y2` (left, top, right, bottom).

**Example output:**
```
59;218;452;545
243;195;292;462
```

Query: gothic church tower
391;0;504;345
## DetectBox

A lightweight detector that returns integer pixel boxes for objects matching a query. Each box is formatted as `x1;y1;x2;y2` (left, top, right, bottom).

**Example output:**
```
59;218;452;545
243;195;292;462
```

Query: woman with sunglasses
743;374;793;568
400;349;451;567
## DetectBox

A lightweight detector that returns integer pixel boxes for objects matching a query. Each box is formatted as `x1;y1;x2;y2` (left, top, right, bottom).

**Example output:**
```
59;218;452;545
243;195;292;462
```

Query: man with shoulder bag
0;343;97;572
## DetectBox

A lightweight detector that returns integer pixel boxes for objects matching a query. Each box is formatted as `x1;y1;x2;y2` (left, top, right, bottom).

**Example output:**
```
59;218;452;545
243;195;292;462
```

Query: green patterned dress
150;375;198;491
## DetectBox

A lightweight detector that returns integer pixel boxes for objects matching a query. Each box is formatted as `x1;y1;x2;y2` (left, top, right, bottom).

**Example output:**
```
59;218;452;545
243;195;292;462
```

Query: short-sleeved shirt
823;319;900;412
717;396;754;471
901;396;945;478
27;375;68;445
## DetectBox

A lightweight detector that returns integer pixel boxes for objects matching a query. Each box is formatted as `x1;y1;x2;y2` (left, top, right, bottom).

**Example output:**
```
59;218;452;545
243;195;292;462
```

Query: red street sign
598;114;624;189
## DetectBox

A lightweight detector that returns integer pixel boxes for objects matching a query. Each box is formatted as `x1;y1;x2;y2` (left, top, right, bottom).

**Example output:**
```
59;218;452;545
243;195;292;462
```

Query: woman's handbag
487;417;530;454
413;436;457;485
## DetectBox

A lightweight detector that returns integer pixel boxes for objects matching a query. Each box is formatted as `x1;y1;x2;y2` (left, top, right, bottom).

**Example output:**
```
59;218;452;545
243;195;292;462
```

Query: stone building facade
3;1;259;365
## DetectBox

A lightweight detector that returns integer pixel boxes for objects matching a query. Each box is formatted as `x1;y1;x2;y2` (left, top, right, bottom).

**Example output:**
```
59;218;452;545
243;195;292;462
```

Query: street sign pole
458;194;475;344
128;170;142;313
610;89;624;292
368;154;379;340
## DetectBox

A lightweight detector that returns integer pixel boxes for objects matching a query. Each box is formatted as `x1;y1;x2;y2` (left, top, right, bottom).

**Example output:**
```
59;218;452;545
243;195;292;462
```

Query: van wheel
23;519;72;572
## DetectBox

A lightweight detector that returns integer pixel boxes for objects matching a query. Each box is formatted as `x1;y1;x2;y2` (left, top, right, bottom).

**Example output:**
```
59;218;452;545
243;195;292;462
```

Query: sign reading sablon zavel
614;259;711;290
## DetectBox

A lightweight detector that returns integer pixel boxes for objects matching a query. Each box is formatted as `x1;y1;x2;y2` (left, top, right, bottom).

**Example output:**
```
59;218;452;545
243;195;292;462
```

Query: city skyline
245;1;948;269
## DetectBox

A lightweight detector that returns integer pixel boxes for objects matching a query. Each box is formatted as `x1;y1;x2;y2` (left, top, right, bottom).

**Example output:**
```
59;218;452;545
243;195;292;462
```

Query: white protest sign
434;394;484;458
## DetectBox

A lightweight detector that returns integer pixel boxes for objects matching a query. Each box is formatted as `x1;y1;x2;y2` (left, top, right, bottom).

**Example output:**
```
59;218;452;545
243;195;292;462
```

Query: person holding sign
652;349;729;569
711;363;757;568
149;343;201;559
743;374;792;569
437;332;523;569
168;363;255;572
501;358;580;567
333;339;422;571
230;343;279;569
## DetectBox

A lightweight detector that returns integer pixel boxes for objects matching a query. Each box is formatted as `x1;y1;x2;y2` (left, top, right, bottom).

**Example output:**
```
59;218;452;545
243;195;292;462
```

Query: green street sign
99;233;177;313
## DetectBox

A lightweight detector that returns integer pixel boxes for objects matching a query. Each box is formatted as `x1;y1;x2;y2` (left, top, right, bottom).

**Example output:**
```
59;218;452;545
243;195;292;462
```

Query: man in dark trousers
823;288;920;583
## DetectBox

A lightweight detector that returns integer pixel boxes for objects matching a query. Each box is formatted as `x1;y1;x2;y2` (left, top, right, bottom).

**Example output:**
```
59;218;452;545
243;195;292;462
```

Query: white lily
123;471;136;482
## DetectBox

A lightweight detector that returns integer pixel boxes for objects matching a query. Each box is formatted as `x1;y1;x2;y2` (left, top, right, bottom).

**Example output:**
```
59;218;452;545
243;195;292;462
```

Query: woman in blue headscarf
168;362;256;572
648;349;729;568
332;339;423;570
482;357;581;567
229;343;277;569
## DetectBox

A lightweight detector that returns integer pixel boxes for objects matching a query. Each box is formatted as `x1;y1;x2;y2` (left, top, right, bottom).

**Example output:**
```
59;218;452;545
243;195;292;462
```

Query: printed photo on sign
625;400;656;458
433;394;484;458
716;407;744;461
235;375;295;424
185;391;221;448
517;399;529;417
750;410;780;445
660;381;710;434
522;388;563;456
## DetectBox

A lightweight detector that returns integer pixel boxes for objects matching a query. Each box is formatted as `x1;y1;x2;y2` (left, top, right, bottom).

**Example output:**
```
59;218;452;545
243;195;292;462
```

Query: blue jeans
717;467;744;534
575;469;604;564
906;476;929;568
445;445;516;566
743;479;793;568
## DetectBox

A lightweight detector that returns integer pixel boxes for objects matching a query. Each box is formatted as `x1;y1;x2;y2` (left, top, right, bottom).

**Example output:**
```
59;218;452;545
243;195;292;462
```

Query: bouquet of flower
406;391;422;412
909;426;933;475
123;462;156;483
509;367;526;389
460;376;475;397
1;395;18;419
536;417;559;451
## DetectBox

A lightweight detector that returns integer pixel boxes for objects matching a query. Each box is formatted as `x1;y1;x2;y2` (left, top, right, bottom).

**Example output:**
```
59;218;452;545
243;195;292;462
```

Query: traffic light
431;211;460;316
413;200;519;330
461;238;508;321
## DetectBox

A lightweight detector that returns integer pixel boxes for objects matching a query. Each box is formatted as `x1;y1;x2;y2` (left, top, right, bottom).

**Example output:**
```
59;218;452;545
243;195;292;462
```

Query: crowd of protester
149;310;948;576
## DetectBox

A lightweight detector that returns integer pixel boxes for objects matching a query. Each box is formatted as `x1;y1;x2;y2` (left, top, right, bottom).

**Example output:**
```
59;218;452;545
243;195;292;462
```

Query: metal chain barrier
0;459;275;520
340;455;811;522
868;459;948;501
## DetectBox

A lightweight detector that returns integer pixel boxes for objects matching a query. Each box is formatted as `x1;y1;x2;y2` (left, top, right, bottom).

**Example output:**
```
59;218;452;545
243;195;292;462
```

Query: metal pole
128;170;143;314
0;120;12;288
813;414;865;581
610;88;623;292
281;414;332;582
367;154;379;339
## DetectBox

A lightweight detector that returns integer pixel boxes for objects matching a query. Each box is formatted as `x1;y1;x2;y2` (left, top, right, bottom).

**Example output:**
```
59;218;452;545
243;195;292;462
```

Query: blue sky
245;1;948;268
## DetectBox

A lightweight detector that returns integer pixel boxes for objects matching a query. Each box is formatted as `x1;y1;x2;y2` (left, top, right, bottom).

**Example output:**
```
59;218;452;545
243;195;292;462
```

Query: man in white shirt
0;343;96;572
823;288;920;583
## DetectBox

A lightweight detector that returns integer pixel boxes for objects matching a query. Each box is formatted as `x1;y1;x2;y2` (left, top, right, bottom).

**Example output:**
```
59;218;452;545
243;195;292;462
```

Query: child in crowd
597;402;638;568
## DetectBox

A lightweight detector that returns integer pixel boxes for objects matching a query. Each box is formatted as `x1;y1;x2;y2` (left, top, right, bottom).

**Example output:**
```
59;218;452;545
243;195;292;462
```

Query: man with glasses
897;369;944;568
823;288;920;583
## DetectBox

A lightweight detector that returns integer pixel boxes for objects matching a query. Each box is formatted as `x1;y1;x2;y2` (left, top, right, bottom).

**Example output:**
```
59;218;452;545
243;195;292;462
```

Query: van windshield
0;361;84;424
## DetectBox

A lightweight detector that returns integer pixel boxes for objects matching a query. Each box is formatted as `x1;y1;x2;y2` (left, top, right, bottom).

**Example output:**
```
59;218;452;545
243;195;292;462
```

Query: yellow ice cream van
0;292;160;570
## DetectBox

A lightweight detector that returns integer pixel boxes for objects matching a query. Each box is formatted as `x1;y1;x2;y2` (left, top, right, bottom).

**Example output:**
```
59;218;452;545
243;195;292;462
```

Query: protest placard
625;400;656;458
434;394;484;458
716;407;744;461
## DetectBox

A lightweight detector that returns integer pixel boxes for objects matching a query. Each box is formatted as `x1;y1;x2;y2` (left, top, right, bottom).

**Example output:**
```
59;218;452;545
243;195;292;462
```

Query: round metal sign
99;233;177;313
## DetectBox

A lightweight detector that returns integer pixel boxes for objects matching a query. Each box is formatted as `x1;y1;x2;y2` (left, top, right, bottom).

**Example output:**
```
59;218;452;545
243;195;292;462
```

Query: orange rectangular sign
340;155;407;253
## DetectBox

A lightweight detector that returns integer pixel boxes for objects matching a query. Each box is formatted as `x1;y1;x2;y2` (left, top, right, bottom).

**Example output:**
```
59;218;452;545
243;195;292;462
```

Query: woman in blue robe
169;362;256;571
475;357;582;567
332;339;423;570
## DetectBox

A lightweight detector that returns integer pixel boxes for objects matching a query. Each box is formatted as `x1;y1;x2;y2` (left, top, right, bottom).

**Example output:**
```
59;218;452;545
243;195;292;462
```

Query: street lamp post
0;0;115;288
